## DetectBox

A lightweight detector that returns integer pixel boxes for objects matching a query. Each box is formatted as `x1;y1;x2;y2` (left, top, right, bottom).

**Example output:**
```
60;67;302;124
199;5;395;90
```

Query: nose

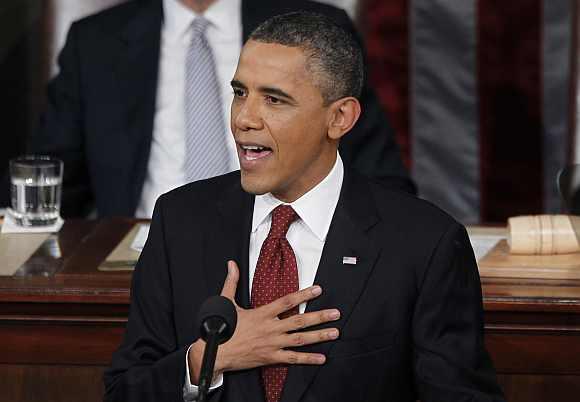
232;96;263;132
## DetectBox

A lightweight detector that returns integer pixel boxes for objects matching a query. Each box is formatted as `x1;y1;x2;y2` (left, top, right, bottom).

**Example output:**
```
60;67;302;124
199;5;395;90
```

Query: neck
179;0;215;13
272;150;338;203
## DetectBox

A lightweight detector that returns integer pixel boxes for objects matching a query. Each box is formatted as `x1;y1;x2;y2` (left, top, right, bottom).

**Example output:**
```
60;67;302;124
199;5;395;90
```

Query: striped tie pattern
184;17;229;182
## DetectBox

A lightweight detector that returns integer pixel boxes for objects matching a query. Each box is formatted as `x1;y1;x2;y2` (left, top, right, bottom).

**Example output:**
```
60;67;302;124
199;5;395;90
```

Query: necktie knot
268;205;298;239
191;16;210;36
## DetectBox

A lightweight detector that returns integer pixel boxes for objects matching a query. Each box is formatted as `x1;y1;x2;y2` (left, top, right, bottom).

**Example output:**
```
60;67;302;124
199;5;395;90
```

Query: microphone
195;295;237;402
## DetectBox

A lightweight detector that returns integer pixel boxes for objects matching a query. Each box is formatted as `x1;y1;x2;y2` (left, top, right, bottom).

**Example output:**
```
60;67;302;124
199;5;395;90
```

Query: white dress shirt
183;154;345;399
249;155;344;314
136;0;242;218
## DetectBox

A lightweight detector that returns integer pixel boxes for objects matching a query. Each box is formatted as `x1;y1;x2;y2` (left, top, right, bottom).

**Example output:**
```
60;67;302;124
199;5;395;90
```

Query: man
18;0;413;218
105;11;503;402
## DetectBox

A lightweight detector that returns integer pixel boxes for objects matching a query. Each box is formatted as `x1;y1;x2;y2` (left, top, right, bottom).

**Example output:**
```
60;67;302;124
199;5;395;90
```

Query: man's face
230;40;337;202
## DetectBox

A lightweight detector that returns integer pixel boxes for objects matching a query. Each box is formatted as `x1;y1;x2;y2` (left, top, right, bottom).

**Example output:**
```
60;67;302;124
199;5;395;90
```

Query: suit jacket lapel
281;170;383;402
212;175;254;307
113;0;163;213
213;175;264;402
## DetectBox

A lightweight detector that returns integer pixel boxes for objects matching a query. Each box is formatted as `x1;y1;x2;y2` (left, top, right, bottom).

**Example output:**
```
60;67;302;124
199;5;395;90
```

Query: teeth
242;145;265;151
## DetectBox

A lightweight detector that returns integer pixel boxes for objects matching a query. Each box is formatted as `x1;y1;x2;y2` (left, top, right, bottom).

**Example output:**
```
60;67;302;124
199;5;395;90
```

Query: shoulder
77;0;142;23
374;181;456;226
357;172;463;244
68;0;160;37
356;173;472;283
152;172;251;246
158;171;243;213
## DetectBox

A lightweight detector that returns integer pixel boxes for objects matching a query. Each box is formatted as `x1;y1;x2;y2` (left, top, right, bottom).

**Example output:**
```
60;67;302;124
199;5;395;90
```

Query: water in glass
8;156;63;226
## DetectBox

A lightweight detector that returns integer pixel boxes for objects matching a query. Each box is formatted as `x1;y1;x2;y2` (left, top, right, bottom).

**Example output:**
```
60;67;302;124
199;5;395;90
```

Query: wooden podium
1;219;580;401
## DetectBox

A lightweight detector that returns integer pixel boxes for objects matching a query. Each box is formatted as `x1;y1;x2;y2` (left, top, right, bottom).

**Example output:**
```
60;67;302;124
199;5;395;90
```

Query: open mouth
240;144;273;161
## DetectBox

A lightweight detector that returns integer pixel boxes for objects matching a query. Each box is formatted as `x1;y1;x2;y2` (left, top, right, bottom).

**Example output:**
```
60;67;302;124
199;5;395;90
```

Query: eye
233;88;246;97
265;95;281;105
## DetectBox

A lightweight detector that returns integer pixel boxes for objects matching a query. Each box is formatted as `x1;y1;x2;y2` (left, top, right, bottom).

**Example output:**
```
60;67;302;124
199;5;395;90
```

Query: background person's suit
104;170;504;402
22;0;413;218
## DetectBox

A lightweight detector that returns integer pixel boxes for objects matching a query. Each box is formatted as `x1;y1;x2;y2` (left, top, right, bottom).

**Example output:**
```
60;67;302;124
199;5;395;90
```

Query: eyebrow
230;80;297;104
259;86;296;103
230;79;246;90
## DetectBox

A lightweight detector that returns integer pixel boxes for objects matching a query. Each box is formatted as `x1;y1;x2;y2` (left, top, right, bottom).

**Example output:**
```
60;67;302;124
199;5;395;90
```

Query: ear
327;97;361;140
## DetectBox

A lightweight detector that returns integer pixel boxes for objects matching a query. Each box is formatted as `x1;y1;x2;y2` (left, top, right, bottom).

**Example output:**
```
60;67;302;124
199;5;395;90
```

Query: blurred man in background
22;0;413;218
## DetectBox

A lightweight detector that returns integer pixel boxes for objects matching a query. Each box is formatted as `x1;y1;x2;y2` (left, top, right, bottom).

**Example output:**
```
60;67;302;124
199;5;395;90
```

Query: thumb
220;260;240;302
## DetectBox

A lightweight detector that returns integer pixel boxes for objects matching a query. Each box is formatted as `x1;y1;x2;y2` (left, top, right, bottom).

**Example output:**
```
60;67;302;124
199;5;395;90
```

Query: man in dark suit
105;11;503;402
16;0;413;218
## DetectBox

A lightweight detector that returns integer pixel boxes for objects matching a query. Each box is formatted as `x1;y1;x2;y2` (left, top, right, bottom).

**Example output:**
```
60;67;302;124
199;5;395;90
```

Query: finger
275;350;327;365
277;309;341;333
280;328;339;349
263;286;322;317
220;260;240;301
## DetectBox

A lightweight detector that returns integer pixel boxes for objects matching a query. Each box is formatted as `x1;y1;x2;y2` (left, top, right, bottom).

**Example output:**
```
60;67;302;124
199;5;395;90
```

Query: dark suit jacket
12;0;414;217
104;170;504;402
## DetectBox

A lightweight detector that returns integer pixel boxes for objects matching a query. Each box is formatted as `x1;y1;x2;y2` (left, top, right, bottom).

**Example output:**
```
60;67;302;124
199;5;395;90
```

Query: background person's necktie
251;205;300;402
184;17;229;182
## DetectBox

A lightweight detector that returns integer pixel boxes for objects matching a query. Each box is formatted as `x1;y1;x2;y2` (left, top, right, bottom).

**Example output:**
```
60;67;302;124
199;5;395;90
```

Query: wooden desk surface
0;219;133;304
1;218;580;401
2;218;580;310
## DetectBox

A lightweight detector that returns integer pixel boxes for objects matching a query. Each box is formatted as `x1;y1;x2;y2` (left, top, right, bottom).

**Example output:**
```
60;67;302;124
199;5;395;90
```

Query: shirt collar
252;153;344;242
162;0;240;42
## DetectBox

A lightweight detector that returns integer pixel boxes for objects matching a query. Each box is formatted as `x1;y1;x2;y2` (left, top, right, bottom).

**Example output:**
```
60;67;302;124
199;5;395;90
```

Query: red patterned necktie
251;205;299;402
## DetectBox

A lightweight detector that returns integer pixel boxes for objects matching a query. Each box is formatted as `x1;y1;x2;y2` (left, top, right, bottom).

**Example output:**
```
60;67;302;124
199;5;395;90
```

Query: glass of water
8;156;63;226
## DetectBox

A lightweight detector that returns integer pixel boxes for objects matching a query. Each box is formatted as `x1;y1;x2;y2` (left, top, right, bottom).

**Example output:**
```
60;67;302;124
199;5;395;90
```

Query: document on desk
466;227;506;262
99;223;150;271
0;232;51;276
469;235;504;261
131;224;150;252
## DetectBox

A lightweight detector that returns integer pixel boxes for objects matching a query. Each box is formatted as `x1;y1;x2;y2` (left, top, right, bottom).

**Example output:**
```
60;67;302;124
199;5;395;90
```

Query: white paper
1;213;64;234
468;234;504;261
130;224;150;252
0;232;51;276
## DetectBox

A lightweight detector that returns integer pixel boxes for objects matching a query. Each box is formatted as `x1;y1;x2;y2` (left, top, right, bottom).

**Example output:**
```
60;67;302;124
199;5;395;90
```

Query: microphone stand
197;318;227;402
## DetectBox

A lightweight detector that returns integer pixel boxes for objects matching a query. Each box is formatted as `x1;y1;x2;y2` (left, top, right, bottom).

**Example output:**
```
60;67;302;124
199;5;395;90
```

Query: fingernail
311;286;322;296
329;310;340;320
315;355;326;364
327;329;339;339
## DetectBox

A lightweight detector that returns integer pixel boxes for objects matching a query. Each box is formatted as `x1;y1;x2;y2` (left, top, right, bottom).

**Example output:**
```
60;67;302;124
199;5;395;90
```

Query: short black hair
249;11;364;104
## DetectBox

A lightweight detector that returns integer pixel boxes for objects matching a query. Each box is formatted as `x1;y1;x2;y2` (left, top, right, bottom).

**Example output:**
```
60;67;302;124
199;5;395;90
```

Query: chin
240;173;271;195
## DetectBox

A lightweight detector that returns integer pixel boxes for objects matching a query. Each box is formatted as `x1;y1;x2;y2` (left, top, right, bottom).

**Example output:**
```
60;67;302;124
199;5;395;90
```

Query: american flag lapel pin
342;256;357;265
